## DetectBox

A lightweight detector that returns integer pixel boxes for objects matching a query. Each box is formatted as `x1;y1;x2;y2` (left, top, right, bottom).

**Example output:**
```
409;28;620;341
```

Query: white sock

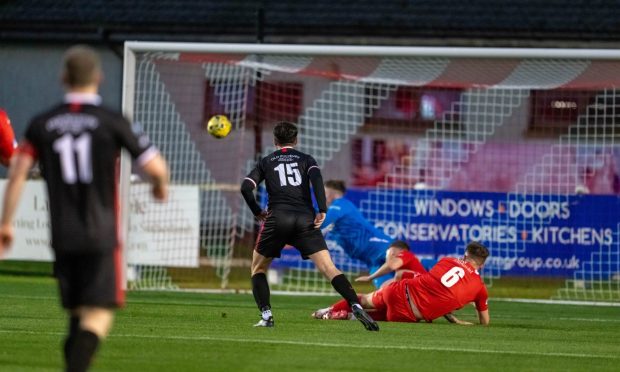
262;309;273;320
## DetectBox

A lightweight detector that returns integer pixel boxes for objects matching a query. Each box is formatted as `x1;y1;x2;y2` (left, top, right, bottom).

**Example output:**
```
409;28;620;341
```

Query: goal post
122;41;620;301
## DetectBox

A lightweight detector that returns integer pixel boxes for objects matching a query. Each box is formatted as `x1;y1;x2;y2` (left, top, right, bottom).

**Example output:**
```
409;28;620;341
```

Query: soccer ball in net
206;115;232;139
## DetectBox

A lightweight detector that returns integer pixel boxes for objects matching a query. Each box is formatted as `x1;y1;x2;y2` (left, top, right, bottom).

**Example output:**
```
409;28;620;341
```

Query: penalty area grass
0;275;619;371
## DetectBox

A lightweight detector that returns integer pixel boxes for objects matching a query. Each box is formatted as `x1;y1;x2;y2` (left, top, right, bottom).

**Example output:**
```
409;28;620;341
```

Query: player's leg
59;251;122;372
307;250;379;331
383;281;418;323
251;211;285;327
294;214;378;331
251;250;275;327
66;306;114;372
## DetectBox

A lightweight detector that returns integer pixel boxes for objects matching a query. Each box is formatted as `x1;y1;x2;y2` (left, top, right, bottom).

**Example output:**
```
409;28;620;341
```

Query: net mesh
124;46;620;300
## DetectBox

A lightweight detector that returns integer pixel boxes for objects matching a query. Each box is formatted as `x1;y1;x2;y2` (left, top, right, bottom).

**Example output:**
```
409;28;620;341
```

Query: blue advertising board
347;189;619;277
269;188;620;278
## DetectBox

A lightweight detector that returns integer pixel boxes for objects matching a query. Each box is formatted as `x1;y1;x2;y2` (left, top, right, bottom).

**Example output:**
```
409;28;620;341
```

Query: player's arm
474;286;490;325
477;309;490;325
240;163;267;221
443;313;474;326
0;149;35;257
113;115;169;200
141;154;169;201
307;159;327;228
356;248;404;282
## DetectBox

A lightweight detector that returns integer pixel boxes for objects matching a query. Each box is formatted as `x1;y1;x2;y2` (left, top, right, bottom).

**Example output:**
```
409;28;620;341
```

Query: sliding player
322;180;426;288
241;121;378;331
354;240;426;287
313;241;490;326
0;109;17;166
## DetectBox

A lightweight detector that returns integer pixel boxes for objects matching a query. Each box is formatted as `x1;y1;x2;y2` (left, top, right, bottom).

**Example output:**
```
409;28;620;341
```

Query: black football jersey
23;99;155;254
245;147;320;214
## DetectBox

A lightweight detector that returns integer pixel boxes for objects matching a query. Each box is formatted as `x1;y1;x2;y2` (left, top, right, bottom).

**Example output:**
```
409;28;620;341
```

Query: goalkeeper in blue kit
322;180;401;288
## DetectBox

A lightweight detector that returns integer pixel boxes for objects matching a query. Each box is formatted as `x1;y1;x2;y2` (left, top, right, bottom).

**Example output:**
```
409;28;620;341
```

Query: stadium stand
1;0;620;44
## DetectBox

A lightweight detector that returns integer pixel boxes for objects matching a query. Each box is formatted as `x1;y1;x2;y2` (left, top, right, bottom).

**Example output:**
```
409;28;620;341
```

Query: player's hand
355;275;372;282
313;212;325;228
152;183;168;201
255;210;269;222
0;223;14;259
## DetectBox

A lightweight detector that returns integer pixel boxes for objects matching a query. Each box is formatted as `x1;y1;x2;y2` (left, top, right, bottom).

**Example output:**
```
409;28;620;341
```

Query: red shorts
371;280;418;323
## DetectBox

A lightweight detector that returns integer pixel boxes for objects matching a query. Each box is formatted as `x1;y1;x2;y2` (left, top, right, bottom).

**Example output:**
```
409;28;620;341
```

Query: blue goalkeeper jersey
320;197;391;266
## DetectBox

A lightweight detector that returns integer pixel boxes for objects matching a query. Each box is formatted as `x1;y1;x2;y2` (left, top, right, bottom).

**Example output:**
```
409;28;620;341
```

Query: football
206;115;232;139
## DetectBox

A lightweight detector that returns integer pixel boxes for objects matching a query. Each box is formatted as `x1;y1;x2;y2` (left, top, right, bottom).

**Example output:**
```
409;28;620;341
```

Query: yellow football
206;115;232;139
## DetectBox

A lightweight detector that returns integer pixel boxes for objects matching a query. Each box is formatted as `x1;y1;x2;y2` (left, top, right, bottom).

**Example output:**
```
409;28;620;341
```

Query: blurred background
1;0;620;300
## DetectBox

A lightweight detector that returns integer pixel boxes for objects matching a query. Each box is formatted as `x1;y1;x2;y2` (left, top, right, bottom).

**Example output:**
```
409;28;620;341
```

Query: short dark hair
390;240;410;250
324;180;346;194
273;121;298;146
62;45;101;88
466;241;490;263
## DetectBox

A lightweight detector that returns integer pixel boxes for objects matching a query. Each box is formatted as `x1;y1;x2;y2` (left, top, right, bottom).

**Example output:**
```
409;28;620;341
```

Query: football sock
63;316;80;364
330;274;360;306
261;308;273;321
251;273;271;312
66;329;99;372
331;295;363;313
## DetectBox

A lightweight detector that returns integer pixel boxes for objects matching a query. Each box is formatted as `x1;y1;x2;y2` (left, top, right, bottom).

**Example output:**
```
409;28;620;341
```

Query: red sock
331;295;363;312
331;299;351;312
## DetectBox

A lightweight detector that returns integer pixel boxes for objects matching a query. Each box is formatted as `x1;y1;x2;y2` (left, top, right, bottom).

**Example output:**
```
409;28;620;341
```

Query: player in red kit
354;240;427;287
313;241;490;325
0;109;17;166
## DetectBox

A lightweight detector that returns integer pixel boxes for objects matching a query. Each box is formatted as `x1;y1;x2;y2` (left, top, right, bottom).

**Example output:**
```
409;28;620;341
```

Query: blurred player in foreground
354;240;426;287
0;109;17;166
0;45;169;372
241;121;378;331
313;241;490;326
322;180;426;288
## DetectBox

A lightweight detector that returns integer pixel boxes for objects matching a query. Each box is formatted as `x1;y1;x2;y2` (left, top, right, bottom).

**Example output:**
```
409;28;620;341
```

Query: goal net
122;43;620;300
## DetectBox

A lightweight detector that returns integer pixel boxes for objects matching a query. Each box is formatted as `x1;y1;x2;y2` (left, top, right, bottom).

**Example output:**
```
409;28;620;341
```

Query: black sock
63;316;80;365
66;330;100;372
330;274;360;306
251;273;271;311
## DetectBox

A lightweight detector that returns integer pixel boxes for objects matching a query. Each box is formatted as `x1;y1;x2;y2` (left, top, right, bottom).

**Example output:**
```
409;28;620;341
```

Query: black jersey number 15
274;162;302;187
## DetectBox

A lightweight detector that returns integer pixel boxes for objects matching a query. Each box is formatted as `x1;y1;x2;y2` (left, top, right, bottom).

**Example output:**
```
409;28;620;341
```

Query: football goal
122;42;620;300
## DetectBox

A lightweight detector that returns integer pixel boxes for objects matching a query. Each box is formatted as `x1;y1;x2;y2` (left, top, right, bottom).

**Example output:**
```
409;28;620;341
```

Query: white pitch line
6;293;620;308
488;314;620;323
0;329;617;360
492;298;620;307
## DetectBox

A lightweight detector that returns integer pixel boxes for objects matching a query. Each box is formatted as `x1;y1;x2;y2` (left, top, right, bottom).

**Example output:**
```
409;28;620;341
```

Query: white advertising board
1;180;200;268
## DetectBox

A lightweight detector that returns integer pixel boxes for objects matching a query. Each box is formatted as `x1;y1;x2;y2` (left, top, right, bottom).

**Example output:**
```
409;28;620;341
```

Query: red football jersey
0;109;16;165
407;257;488;321
397;249;427;273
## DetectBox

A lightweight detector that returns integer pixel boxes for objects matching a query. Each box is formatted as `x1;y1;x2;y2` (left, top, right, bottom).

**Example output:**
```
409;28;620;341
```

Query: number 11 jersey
19;95;157;254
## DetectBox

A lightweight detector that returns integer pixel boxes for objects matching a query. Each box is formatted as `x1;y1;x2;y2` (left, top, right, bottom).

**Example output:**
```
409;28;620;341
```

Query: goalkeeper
321;180;425;288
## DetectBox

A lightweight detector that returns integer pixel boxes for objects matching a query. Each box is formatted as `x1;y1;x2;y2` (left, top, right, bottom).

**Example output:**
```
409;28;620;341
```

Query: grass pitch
0;275;619;371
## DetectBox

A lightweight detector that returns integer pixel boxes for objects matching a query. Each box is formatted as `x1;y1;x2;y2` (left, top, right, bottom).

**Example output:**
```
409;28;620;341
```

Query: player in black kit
241;121;379;331
0;45;169;371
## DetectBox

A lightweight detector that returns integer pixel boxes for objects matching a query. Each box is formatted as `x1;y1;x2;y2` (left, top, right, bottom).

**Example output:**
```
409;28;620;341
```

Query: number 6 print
440;266;465;288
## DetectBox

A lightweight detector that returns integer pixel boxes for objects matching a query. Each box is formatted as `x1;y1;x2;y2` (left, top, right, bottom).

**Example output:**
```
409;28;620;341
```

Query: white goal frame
121;41;620;299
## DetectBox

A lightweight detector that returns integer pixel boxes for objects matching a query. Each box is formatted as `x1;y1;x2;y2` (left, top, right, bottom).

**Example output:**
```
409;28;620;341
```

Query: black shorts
255;209;328;259
54;250;124;309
